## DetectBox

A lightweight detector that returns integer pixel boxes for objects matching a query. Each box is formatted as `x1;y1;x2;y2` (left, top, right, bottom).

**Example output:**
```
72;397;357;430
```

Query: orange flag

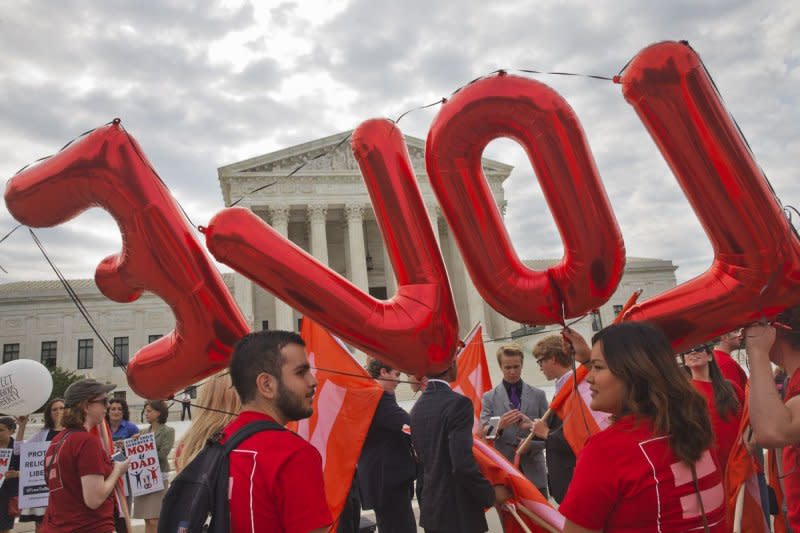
451;324;492;432
288;317;384;531
549;365;611;455
473;439;565;532
724;388;769;532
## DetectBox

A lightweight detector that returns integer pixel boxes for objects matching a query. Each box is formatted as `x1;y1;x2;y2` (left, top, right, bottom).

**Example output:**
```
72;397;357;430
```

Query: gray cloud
1;0;798;290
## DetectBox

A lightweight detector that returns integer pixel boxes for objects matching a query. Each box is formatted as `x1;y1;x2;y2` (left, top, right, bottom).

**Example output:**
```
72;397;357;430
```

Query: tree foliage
49;366;86;405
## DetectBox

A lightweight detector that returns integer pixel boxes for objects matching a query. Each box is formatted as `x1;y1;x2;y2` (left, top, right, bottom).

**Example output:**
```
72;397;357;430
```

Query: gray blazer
480;381;548;490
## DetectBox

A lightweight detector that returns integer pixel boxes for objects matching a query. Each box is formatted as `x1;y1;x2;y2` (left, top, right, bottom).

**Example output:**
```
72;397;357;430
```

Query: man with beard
223;330;332;533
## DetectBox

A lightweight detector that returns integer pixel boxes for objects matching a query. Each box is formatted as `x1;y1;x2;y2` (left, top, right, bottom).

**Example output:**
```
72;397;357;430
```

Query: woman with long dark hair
560;322;727;532
682;345;744;472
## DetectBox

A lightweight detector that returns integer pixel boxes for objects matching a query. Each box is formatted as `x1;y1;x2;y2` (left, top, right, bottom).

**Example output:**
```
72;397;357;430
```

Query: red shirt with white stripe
560;415;726;532
221;411;332;533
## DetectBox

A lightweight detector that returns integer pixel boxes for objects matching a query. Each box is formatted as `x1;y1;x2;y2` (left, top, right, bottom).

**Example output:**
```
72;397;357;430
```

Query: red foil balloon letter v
206;119;459;376
619;41;800;350
425;73;626;324
3;120;250;399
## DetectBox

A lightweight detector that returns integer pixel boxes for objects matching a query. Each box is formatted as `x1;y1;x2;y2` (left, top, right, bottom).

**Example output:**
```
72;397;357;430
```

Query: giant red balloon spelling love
5;40;799;392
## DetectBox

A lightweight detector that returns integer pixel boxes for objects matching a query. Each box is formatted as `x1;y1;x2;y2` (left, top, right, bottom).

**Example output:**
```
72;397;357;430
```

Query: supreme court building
0;130;682;405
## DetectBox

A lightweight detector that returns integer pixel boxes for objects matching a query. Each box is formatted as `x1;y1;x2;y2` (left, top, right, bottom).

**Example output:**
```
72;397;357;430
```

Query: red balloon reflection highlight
425;73;626;324
619;41;800;349
3;121;250;399
206;119;459;376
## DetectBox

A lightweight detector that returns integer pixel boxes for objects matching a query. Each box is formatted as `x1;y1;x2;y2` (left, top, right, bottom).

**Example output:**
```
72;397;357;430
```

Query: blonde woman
174;372;241;472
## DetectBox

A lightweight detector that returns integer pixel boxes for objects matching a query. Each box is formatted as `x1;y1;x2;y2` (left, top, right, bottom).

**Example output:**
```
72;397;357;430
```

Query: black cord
28;229;129;373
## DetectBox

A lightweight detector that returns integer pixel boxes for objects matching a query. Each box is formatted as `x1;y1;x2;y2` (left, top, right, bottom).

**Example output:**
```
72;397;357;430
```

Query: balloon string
227;67;614;208
0;224;23;274
14;121;112;175
27;229;129;374
117;124;200;232
229;133;353;208
311;366;417;384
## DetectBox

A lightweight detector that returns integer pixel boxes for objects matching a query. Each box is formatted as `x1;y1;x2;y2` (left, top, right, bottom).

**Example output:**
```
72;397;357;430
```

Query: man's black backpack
158;420;284;533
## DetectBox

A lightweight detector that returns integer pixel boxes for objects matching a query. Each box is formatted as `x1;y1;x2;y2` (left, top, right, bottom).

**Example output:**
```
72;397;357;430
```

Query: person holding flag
560;322;727;532
529;335;581;503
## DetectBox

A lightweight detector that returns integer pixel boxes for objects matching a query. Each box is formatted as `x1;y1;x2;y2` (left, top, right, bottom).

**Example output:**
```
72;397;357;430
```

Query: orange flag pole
516;505;563;533
502;504;534;533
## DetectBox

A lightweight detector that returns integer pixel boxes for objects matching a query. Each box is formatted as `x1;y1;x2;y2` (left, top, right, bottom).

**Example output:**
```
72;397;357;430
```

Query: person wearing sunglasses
746;305;800;529
680;344;744;473
41;379;130;533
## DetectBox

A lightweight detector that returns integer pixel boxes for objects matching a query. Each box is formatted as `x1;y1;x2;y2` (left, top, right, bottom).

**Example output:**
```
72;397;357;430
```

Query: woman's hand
531;418;549;439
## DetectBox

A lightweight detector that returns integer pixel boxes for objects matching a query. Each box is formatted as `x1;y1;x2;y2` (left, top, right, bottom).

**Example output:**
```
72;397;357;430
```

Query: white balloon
0;359;53;416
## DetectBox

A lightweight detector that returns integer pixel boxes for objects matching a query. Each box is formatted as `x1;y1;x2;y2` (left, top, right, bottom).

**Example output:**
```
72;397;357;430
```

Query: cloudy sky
0;0;797;287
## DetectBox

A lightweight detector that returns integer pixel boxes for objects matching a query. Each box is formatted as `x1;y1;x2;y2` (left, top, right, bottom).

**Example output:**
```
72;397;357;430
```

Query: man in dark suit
357;359;417;533
480;343;549;497
410;361;508;533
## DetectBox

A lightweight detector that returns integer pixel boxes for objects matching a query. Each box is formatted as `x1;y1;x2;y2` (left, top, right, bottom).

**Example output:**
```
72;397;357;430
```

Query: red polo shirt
221;411;332;533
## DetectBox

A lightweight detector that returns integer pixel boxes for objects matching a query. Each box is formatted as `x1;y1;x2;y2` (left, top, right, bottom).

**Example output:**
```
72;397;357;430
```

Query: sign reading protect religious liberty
0;448;12;489
124;432;163;497
19;441;50;508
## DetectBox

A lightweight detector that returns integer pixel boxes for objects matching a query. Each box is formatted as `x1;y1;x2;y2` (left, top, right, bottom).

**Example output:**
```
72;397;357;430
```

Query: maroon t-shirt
41;429;114;533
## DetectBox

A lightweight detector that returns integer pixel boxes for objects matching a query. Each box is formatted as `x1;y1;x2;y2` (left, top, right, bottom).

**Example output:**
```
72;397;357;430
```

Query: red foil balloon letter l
206;119;460;376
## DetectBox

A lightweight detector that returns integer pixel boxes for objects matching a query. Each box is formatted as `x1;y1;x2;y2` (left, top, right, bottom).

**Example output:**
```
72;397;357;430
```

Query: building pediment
218;130;513;179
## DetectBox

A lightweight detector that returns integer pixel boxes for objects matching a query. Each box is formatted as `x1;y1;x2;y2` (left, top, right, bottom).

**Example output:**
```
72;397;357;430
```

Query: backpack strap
222;420;284;455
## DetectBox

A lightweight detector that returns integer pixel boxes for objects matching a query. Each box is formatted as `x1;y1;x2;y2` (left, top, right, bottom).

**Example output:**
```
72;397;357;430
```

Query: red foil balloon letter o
3;121;250;399
426;73;626;324
619;41;800;349
206;119;459;376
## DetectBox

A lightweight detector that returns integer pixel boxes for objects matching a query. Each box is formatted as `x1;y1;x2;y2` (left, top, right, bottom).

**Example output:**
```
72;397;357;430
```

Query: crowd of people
0;305;798;532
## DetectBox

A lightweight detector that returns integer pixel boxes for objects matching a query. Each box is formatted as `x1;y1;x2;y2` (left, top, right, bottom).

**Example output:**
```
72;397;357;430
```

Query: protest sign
124;433;163;497
0;448;12;490
19;441;49;508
